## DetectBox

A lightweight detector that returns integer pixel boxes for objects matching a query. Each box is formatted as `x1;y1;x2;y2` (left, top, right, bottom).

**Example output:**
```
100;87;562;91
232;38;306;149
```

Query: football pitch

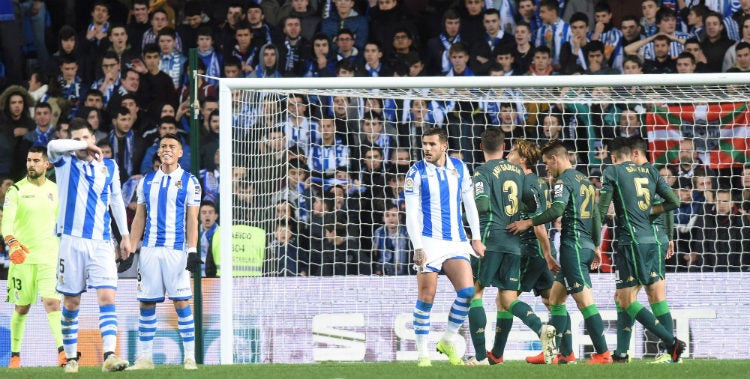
1;360;749;379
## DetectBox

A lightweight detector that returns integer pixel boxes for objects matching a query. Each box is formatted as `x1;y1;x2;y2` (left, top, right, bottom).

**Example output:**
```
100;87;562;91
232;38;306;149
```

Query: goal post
215;73;750;365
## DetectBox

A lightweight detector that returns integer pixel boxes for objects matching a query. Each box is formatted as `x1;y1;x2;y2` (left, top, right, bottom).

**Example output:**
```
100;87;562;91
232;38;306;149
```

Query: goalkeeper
2;146;65;368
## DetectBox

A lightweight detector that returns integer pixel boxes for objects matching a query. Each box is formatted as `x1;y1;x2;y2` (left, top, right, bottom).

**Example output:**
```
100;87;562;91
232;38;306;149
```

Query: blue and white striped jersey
307;136;350;175
48;140;129;241
137;166;201;250
280;118;319;155
535;18;572;66
639;31;692;60
404;156;472;242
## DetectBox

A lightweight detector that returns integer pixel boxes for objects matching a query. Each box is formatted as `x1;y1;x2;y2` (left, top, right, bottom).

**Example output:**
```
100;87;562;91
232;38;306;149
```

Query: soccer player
127;133;201;370
507;140;612;364
404;127;485;367
507;139;575;365
3;146;65;368
599;137;685;363
47;118;132;373
467;130;555;366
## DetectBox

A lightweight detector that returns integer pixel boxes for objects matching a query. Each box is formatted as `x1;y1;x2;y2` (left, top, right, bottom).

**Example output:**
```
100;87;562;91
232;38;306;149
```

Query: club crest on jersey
101;166;108;174
48;193;55;202
554;183;563;198
175;180;183;189
451;168;457;176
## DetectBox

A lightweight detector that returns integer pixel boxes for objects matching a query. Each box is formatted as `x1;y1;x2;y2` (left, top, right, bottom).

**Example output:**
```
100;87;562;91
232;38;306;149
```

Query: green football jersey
600;161;673;245
1;178;59;264
643;162;670;244
519;173;549;253
474;158;529;255
552;168;596;251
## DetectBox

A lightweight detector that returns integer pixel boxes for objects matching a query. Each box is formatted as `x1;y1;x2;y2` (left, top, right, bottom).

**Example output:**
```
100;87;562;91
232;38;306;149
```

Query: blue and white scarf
198;48;221;85
110;130;134;176
31;125;56;146
439;33;460;73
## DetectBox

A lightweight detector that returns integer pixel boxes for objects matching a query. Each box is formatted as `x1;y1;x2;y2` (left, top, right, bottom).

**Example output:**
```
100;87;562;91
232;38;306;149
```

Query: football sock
468;299;487;360
10;312;27;353
47;310;64;349
176;305;196;359
490;311;513;357
615;302;634;356
559;312;573;356
61;307;79;359
627;301;675;346
99;305;118;353
443;287;472;340
581;304;608;354
549;304;567;350
509;299;542;337
651;301;674;337
138;307;157;359
413;300;432;358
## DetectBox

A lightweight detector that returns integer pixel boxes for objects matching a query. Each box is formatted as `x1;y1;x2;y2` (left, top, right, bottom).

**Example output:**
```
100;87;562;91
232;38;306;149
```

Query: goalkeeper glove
6;236;30;264
186;248;202;273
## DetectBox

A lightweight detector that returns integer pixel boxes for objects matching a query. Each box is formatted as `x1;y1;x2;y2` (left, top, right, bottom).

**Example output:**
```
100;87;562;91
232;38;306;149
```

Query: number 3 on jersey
503;180;519;216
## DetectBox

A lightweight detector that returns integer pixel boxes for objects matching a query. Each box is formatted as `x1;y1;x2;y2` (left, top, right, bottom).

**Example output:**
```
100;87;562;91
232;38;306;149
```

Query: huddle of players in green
466;129;686;365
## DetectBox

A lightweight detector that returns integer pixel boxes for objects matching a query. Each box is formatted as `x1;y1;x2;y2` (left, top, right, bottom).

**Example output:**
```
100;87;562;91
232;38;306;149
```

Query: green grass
1;360;749;379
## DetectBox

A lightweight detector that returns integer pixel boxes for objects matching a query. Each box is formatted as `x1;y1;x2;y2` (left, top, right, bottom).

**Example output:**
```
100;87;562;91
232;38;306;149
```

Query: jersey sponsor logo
475;181;484;196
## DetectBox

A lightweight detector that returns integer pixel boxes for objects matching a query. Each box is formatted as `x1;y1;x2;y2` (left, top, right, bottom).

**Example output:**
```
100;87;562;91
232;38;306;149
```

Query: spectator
672;177;702;270
199;201;220;278
559;12;592;75
232;22;259;77
219;2;246;57
723;17;750;71
272;158;312;221
157;27;186;89
279;0;321;42
267;221;306;276
0;0;24;86
81;1;111;54
80;106;108;142
620;15;643;47
105;25;138;71
57;55;87;117
372;204;412;276
362;42;392;77
133;44;176;115
387;28;418;69
176;2;207;56
469;8;513;75
246;2;282;49
684;38;710;72
738;164;750;213
331;29;362;69
199;149;220;206
126;0;150;55
108;106;142;184
615;107;643;138
369;0;418;58
527;45;557;75
700;12;734;72
583;40;619;74
0;86;34;179
676;51;698;73
685;4;709;40
254;43;283;78
458;0;486;44
517;0;542;43
640;0;659;37
223;56;243;78
304;33;335;77
91;52;122;108
308;117;350;180
305;195;335;275
511;22;535;74
727;41;750;71
493;44;517;76
691;189;749;271
278;16;311;77
320;0;369;50
629;7;691;60
723;0;750;41
591;2;624;71
321;223;365;275
641;34;677;74
536;0;572;70
141;8;182;53
355;112;395;163
677;138;706;178
425;9;462;76
195;27;223;84
23;102;56;146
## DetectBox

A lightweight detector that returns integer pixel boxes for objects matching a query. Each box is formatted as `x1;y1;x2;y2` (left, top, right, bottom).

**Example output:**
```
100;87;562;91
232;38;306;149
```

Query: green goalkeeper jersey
474;158;531;255
1;178;59;264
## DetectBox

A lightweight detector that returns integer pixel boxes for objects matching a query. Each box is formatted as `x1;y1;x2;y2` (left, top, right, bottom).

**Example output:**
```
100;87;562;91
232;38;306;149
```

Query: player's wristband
187;247;197;254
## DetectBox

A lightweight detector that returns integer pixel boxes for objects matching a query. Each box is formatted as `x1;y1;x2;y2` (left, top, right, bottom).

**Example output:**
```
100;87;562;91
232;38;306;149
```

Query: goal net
213;74;750;364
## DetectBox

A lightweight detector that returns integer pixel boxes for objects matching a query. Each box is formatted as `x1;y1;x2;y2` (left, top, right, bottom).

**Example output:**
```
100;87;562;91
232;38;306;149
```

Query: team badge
451;168;457;176
175;180;183;189
14;290;20;301
553;183;563;198
48;193;55;202
101;166;108;174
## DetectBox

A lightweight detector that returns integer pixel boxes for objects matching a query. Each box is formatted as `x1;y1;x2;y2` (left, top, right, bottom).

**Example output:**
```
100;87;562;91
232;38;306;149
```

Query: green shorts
614;243;664;289
520;254;555;296
6;262;60;305
473;251;521;291
555;244;593;295
657;238;669;277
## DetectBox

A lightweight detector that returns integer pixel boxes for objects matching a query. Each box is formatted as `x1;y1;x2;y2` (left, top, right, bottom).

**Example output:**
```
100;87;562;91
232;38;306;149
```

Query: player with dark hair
508;140;612;364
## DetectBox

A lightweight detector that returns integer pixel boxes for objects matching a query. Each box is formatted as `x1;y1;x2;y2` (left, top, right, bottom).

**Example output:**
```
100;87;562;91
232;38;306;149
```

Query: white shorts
137;246;192;302
56;235;118;296
421;237;473;273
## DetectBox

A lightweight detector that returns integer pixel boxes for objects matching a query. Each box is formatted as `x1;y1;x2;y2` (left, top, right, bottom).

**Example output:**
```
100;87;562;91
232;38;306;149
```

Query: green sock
627;301;675;346
468;299;487;360
491;311;513;357
615;302;634;357
509;299;542;337
10;312;27;353
581;304;608;354
549;304;567;350
559;312;573;356
47;310;64;349
651;301;673;336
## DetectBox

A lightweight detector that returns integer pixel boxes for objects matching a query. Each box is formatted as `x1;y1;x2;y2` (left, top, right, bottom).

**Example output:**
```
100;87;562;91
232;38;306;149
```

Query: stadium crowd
1;0;750;279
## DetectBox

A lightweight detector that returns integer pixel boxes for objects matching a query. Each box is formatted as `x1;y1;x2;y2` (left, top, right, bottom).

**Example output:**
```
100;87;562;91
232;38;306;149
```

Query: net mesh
220;78;750;363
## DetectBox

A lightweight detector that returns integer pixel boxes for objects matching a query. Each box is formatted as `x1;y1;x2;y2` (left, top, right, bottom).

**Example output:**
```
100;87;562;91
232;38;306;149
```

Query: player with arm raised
507;140;612;364
404;127;485;367
3;146;66;368
600;137;685;363
47;118;132;373
127;133;201;370
466;130;555;366
507;139;576;365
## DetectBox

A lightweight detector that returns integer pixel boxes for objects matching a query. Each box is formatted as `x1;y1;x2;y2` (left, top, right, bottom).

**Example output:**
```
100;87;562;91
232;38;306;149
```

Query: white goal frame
217;73;750;364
